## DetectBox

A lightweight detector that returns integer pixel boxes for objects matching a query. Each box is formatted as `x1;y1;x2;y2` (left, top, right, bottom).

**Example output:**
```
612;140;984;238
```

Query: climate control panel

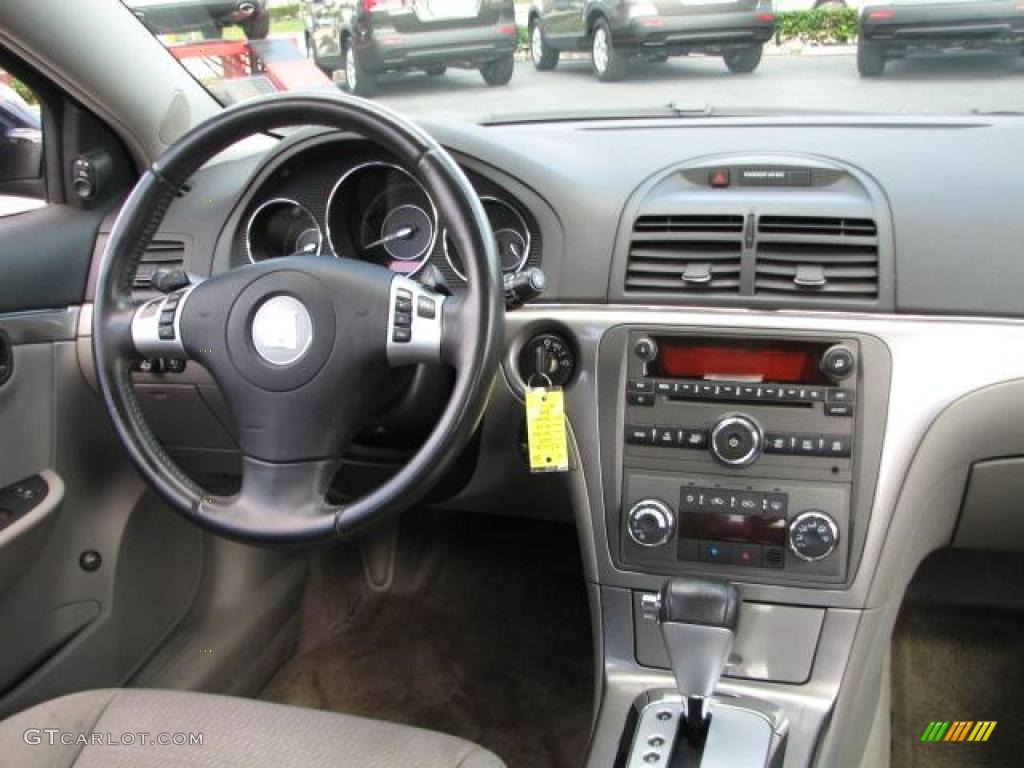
621;473;848;582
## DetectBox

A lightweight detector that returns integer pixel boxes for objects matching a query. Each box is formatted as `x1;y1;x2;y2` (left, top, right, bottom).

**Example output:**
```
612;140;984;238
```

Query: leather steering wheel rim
93;93;503;544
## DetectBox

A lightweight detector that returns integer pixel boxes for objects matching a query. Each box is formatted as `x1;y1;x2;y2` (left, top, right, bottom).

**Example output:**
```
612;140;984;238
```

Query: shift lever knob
644;577;740;744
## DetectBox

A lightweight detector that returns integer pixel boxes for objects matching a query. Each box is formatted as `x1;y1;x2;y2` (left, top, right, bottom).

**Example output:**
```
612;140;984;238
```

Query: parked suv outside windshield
128;0;1024;118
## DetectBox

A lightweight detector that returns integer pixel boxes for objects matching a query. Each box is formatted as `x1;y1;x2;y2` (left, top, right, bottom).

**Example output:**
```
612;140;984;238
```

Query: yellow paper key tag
525;383;569;474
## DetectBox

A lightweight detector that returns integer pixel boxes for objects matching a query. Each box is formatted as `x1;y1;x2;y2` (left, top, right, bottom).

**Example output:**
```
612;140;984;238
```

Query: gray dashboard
82;113;1024;768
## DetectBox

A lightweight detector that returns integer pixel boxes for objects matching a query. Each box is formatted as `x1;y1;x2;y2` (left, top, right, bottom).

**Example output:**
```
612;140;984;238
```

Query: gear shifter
643;576;740;745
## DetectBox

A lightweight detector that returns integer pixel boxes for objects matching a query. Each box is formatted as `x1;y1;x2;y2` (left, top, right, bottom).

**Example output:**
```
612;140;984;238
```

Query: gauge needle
364;226;415;250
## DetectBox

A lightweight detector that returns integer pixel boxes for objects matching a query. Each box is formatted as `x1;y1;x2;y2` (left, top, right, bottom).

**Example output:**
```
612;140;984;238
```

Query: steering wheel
92;93;503;544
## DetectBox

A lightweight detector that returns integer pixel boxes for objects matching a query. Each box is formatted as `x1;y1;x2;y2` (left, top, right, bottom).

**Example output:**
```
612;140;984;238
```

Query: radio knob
821;344;856;381
710;414;762;467
788;511;839;562
626;499;675;547
634;336;658;363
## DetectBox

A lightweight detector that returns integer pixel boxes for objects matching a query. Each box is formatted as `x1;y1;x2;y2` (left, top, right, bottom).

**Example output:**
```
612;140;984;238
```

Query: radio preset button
764;493;788;515
654;427;679;447
680;489;702;511
655;381;675;395
628;379;654;394
765;434;790;454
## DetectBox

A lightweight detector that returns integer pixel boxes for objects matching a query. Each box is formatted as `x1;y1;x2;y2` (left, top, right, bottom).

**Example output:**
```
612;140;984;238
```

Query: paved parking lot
370;51;1024;120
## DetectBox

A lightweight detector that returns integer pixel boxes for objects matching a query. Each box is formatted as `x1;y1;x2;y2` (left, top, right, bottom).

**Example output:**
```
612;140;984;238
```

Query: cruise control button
394;311;413;328
392;327;412;343
158;326;175;340
416;295;436;318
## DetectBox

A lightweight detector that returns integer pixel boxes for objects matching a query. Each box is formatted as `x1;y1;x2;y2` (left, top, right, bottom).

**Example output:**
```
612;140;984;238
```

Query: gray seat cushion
0;688;505;768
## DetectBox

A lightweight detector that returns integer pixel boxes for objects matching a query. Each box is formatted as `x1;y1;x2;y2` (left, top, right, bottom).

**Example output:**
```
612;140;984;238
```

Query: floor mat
890;552;1024;768
261;510;594;768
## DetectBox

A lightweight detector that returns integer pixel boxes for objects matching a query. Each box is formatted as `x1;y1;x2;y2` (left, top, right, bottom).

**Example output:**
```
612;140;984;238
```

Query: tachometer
246;199;323;262
444;197;530;281
326;161;437;275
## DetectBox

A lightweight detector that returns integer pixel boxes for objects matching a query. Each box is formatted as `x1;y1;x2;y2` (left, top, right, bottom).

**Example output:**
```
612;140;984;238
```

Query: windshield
124;0;1024;120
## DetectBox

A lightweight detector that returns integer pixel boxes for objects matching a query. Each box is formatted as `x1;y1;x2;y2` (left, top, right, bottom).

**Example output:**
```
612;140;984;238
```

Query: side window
0;67;46;217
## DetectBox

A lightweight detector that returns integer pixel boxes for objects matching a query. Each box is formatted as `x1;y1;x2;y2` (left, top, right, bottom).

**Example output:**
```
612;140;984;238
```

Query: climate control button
788;511;839;562
710;414;762;467
626;499;676;547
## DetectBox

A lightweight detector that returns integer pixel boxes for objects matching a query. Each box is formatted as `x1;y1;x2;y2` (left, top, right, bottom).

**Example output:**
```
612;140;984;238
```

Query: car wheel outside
425;64;447;76
480;54;514;86
242;13;271;40
591;19;626;82
344;40;378;97
724;44;763;74
530;20;559;71
857;37;886;76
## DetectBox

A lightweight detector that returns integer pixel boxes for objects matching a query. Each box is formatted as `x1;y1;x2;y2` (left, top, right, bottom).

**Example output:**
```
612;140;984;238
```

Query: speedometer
444;197;530;281
326;161;437;276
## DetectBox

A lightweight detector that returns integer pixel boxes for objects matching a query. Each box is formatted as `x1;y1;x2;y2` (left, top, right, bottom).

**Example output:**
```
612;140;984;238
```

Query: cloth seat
0;687;505;767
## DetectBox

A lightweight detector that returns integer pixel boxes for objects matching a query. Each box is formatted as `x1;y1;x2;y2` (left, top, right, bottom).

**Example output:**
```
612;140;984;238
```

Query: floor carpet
890;550;1024;768
261;510;595;768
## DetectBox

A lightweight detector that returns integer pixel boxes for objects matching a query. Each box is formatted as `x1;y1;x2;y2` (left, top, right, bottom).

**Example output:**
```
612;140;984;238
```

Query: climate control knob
788;511;839;562
626;499;675;547
710;414;762;467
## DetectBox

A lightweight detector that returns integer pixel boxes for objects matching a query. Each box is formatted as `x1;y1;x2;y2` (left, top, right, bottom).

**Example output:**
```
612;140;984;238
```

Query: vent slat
758;216;877;237
626;215;743;296
753;278;879;296
754;216;879;300
133;238;187;289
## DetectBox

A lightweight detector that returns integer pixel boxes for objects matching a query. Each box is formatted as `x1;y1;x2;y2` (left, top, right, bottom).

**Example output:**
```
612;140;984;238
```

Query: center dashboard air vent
754;216;879;299
625;215;744;295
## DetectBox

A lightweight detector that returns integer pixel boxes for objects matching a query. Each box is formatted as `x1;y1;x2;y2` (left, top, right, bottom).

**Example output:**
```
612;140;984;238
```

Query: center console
610;328;884;588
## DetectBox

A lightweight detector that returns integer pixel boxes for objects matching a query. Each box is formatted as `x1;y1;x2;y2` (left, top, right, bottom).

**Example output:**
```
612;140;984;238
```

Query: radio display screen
652;338;829;385
679;512;787;546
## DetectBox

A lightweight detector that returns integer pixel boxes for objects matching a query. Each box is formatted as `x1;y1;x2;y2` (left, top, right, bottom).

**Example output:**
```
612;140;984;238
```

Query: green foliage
10;78;37;106
517;24;529;51
775;8;858;45
269;3;302;21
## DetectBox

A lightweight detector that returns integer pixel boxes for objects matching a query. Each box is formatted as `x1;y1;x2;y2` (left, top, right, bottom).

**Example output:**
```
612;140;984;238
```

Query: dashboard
105;112;1024;768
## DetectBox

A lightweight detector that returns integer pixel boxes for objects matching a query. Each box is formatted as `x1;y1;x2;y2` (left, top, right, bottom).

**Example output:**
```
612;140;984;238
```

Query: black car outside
528;0;776;82
303;0;518;96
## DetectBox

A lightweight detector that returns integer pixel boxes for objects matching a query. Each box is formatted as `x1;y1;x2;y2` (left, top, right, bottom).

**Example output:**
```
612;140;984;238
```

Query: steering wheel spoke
196;455;340;541
385;274;448;367
130;285;196;361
